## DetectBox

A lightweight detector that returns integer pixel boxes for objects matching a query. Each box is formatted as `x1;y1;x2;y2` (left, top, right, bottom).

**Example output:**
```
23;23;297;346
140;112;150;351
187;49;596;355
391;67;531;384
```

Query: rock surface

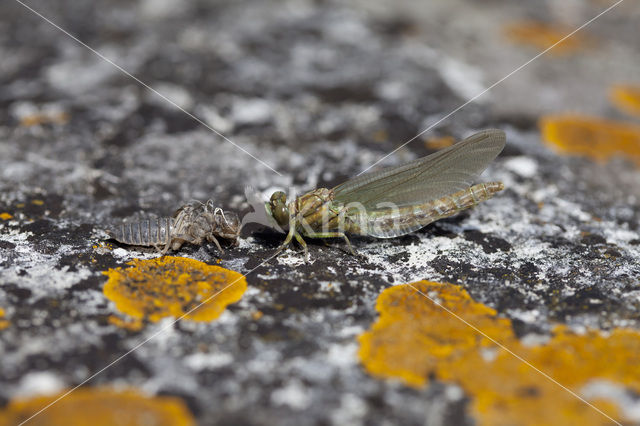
1;0;639;425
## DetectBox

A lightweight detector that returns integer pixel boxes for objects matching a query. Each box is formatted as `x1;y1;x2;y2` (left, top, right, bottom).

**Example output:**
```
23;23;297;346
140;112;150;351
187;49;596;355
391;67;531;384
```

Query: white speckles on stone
581;380;640;422
0;238;93;297
375;80;411;102
232;98;273;126
46;54;118;95
358;235;464;284
508;308;541;325
197;105;234;134
112;247;132;258
9;101;64;122
480;347;498;362
326;342;358;369
444;385;464;401
437;55;486;102
554;199;592;222
520;333;551;347
147;82;194;110
336;325;364;338
330;393;367;426
13;371;65;398
603;227;640;244
2;161;36;182
503;156;538;179
139;0;187;19
324;14;371;45
271;379;312;410
530;184;560;204
184;352;234;370
276;252;312;267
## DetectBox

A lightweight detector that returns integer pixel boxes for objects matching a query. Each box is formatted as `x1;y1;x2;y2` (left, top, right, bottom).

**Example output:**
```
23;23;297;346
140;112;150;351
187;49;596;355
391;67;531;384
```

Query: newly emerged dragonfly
265;129;506;261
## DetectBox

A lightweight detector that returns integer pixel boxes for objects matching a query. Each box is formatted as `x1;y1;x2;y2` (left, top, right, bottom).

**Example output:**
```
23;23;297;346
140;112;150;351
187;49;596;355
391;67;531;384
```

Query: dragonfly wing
334;129;505;210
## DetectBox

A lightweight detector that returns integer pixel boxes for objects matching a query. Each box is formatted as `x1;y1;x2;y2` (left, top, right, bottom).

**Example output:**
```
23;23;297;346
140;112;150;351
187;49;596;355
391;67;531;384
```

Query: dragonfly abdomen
437;182;504;217
355;182;504;238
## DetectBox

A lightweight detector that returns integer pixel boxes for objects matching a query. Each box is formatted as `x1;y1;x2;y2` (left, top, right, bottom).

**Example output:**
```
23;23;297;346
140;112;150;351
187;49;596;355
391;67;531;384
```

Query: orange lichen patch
540;114;640;166
0;308;8;330
19;111;69;127
358;281;640;425
0;387;194;426
610;85;640;118
424;135;455;150
103;256;247;324
0;213;12;220
503;21;589;55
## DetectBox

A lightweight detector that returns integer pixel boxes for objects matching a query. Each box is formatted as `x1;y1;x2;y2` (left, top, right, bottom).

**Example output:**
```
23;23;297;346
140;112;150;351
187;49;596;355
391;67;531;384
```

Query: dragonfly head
267;191;289;227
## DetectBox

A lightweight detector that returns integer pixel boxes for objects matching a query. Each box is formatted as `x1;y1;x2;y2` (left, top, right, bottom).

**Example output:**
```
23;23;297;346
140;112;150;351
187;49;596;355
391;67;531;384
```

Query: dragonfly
265;129;506;261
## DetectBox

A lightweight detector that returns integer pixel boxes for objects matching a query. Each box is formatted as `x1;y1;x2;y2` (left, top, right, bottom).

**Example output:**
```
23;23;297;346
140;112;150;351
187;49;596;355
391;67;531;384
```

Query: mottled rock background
1;0;639;424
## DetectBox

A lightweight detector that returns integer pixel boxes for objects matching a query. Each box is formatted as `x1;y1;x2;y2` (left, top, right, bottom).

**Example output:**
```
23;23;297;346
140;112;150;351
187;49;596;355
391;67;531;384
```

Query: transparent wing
333;129;505;210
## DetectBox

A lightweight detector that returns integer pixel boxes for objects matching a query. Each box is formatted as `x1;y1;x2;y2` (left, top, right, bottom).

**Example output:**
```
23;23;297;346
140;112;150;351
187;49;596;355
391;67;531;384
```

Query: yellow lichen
107;315;144;332
31;199;44;206
610;84;640;118
0;387;194;426
424;135;455;150
0;308;8;330
103;256;247;325
359;281;640;425
540;114;640;165
503;21;589;55
0;213;12;220
19;111;69;127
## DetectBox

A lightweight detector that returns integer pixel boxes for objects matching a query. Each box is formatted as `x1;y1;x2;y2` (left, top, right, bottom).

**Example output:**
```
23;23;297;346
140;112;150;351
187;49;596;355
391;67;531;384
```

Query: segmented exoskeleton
107;200;240;254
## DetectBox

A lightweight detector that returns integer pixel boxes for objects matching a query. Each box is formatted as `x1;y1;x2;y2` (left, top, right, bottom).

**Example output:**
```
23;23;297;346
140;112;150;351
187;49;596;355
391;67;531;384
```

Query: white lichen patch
11;371;66;398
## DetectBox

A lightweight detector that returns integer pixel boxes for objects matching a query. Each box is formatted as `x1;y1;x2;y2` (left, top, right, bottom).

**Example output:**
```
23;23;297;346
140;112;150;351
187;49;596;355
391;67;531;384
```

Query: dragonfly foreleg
272;215;298;258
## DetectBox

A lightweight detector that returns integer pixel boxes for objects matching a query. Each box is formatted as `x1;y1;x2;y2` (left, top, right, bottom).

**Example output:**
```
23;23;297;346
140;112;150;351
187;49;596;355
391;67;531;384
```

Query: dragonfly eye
269;191;289;226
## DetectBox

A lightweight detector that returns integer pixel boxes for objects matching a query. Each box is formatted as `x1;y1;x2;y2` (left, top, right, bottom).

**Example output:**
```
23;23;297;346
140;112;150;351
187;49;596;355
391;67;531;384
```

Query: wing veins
334;129;505;210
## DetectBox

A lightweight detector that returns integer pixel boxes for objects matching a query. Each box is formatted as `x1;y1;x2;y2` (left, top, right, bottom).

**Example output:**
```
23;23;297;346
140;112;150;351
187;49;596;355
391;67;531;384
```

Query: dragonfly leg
273;218;297;258
294;233;309;262
305;232;356;256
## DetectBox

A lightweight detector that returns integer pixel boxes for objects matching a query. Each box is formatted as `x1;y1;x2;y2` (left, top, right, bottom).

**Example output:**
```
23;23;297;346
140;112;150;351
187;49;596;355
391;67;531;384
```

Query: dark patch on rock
1;283;33;301
510;318;547;339
517;261;539;281
372;16;418;37
386;251;410;264
463;230;512;254
379;110;421;147
580;232;607;246
548;286;634;324
17;343;151;384
68;275;106;293
0;240;16;250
